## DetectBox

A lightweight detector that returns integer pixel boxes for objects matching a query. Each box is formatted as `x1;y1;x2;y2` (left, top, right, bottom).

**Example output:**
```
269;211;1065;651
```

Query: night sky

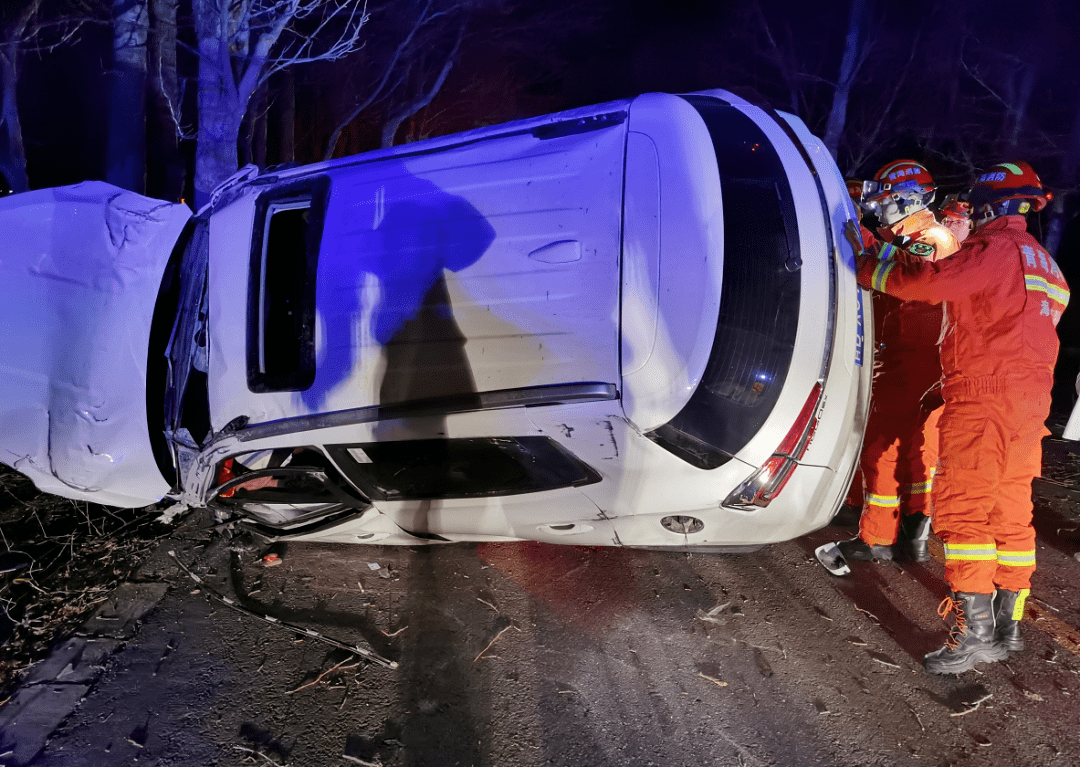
10;0;1080;365
15;0;1080;186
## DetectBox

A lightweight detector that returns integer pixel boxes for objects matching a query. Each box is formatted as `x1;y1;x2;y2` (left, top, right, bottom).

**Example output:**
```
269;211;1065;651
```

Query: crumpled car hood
0;182;192;507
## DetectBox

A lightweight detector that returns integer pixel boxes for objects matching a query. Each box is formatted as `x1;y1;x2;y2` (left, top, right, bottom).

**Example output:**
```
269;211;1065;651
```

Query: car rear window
247;178;330;392
647;96;801;469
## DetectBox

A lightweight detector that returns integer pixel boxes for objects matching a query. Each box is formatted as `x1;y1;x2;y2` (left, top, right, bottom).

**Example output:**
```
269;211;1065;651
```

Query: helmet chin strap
879;195;920;225
975;199;1030;225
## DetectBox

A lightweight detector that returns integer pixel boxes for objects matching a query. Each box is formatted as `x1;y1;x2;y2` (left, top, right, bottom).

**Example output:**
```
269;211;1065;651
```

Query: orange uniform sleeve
856;237;998;304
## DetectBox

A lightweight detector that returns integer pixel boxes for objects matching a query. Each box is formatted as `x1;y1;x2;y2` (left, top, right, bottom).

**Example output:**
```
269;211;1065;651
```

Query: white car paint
0;91;871;552
0;183;191;506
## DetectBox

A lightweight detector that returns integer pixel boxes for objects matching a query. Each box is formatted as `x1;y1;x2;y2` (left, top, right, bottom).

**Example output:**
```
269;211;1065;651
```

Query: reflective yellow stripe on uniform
1025;275;1070;307
865;492;900;508
1012;588;1030;620
943;542;997;561
871;260;897;292
904;477;935;496
997;549;1036;567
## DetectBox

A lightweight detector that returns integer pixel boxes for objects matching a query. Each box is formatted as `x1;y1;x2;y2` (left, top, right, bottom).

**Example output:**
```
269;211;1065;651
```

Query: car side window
247;178;330;393
326;437;600;501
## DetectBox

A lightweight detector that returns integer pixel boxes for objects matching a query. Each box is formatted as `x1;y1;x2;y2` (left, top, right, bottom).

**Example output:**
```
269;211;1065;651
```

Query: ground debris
868;650;900;669
950;693;993;717
696;602;732;624
234;744;289;766
0;466;168;694
474;621;519;662
127;722;148;748
698;672;728;687
286;658;359;695
169;551;398;668
853;606;881;624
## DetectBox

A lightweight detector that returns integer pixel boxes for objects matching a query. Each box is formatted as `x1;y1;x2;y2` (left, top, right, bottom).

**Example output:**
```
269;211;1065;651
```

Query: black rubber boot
924;592;1008;675
837;536;894;562
992;588;1027;653
898;513;932;562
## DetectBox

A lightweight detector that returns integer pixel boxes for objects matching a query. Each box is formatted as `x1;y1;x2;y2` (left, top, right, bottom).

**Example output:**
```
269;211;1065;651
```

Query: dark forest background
4;0;1080;408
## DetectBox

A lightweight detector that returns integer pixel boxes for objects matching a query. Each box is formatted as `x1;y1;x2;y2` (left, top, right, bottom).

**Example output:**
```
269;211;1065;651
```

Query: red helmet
968;161;1051;219
845;178;863;202
859;160;937;225
937;195;971;221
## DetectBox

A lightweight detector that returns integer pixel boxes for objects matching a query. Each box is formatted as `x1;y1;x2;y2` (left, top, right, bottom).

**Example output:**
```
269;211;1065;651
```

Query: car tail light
723;382;823;509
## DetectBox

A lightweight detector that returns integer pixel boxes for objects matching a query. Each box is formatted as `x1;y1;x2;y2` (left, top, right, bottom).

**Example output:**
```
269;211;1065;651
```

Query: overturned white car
0;90;871;550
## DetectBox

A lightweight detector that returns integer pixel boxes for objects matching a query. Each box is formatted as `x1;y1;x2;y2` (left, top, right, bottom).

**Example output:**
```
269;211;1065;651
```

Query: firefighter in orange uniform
857;161;1069;674
832;161;961;566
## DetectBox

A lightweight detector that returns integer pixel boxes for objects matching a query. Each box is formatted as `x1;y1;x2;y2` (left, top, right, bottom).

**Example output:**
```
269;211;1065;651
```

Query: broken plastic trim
722;381;823;509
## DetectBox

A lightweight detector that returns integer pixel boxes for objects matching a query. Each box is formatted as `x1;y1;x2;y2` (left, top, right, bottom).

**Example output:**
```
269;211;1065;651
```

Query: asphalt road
3;442;1080;767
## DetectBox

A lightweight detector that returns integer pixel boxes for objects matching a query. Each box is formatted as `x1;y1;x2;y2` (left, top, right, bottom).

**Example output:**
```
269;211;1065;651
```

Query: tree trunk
1044;195;1067;258
1006;65;1036;150
0;45;29;193
1044;98;1080;258
381;32;462;149
106;0;150;194
194;51;243;208
243;83;268;168
279;69;295;164
147;0;184;201
822;0;871;159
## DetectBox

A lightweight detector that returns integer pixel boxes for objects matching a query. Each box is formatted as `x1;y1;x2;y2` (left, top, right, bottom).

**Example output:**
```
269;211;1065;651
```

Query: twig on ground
854;606;880;623
285;658;358;695
232;744;287;766
342;754;382;766
950;693;993;717
698;672;728;687
474;624;517;662
907;703;925;731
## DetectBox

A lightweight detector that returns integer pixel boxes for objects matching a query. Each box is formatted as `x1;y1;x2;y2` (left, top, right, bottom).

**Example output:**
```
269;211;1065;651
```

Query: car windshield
646;96;801;469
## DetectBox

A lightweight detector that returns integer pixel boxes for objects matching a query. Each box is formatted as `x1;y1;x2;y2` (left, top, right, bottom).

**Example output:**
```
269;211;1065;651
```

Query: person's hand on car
845;220;865;255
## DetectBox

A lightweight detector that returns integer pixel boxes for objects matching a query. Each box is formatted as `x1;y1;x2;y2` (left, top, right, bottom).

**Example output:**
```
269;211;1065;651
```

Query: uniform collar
976;215;1027;233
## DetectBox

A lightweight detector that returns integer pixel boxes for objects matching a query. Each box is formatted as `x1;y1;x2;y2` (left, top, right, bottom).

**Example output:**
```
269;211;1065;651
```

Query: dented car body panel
0;91;872;550
0;183;191;507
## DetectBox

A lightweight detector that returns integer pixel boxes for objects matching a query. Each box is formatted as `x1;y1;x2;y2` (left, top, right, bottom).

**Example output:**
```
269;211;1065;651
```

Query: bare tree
321;0;465;160
105;0;149;193
146;0;183;200
0;1;87;193
821;0;872;160
190;0;369;207
320;0;606;159
1044;97;1080;258
379;23;462;148
960;37;1042;153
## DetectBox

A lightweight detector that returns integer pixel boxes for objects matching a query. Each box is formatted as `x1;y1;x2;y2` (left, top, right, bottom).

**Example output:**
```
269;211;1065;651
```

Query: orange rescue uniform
857;210;957;546
857;216;1069;593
